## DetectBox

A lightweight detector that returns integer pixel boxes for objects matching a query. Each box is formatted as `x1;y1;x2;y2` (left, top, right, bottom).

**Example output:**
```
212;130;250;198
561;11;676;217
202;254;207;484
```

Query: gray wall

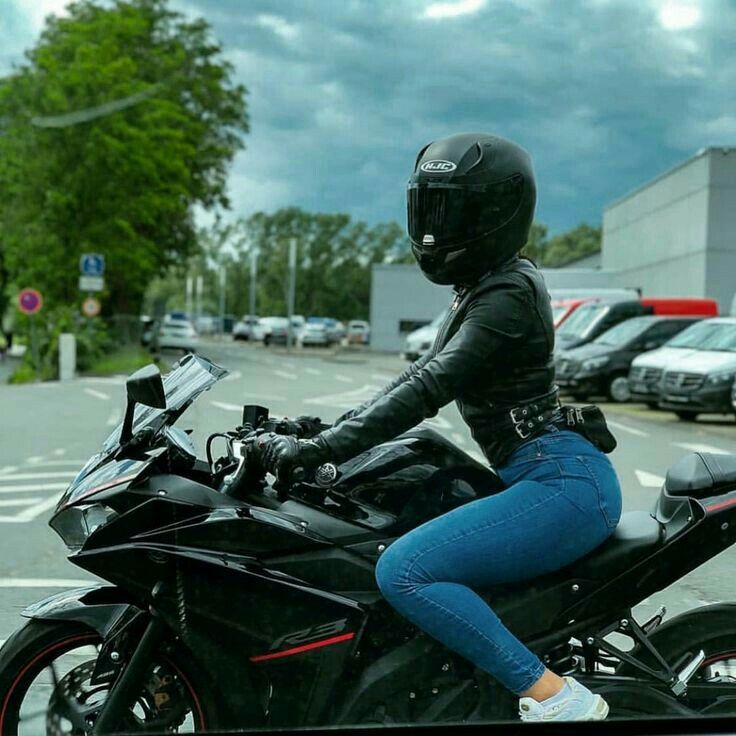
706;151;736;311
370;264;452;352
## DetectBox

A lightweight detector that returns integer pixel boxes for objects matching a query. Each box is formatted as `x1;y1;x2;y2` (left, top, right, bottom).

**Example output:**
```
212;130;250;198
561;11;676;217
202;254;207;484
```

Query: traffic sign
17;288;43;315
82;297;101;318
79;275;104;292
80;253;105;277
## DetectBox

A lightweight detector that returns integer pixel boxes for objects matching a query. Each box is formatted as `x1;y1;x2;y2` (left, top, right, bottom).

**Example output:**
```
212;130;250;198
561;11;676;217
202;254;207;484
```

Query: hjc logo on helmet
420;160;457;173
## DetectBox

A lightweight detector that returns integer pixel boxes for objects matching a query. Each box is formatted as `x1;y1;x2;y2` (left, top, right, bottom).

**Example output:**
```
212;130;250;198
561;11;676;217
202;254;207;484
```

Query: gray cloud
4;0;736;234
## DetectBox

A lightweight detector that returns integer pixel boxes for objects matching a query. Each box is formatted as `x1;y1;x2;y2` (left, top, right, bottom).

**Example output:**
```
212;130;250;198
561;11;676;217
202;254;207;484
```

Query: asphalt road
1;339;735;652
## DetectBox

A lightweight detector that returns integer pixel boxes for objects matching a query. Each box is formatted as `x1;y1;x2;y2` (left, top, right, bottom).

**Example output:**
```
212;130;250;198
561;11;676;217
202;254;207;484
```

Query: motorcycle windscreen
101;353;228;453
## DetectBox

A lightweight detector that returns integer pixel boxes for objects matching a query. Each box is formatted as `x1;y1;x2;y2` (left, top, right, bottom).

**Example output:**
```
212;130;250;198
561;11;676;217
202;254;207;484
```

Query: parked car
298;321;331;347
403;311;447;361
253;317;289;346
347;320;370;345
628;318;730;406
157;319;198;353
233;314;261;341
555;316;702;402
195;314;218;335
555;297;719;352
657;317;736;420
552;298;592;329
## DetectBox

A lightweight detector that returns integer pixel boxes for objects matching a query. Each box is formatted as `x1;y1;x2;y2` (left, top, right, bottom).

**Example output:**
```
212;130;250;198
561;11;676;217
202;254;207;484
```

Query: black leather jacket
318;257;557;468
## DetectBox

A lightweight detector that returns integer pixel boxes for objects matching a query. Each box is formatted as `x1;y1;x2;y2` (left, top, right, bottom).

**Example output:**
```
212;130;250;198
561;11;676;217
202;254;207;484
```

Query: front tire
0;620;215;734
675;410;698;421
608;375;631;403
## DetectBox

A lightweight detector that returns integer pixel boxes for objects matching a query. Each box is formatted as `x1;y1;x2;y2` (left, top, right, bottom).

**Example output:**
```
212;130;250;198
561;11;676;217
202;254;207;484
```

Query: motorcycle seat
570;510;663;578
665;452;736;498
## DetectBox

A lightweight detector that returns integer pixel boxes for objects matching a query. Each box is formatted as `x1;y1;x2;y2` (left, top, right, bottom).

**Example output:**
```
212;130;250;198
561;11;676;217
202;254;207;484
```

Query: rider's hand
257;433;330;479
274;415;326;438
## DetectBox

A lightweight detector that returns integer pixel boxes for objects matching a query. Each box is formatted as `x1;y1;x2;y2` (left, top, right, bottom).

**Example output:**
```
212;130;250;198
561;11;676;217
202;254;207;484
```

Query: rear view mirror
126;364;166;409
120;364;166;445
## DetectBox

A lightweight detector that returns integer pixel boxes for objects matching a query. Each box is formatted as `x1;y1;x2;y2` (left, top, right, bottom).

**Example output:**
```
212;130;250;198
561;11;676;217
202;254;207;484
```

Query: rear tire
675;410;698;421
0;619;216;734
608;376;631;403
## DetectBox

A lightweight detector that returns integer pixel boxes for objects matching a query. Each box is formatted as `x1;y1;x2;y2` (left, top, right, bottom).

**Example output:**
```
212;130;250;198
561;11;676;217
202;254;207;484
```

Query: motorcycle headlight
706;371;736;386
50;503;117;551
580;356;610;373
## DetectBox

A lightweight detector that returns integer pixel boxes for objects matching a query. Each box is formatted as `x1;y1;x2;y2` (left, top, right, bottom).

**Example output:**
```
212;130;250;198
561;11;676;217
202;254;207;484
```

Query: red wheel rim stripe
0;633;206;732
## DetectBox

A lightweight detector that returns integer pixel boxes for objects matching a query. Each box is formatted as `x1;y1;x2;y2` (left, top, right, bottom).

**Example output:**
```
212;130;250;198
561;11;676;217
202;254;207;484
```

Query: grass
82;345;166;377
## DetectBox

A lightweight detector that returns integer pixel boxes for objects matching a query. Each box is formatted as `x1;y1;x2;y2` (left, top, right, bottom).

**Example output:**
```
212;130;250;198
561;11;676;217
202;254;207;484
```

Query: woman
259;133;623;722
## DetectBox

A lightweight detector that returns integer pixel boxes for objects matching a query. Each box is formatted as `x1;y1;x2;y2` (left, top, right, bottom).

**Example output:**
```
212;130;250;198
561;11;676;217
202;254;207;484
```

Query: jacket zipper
433;289;464;355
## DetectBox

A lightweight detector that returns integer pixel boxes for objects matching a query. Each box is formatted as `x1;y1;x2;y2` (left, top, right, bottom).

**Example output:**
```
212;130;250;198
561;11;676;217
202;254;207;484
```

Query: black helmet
407;133;536;285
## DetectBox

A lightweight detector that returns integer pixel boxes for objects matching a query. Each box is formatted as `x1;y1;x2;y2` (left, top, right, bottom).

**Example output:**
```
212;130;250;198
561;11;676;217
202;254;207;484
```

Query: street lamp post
286;238;297;352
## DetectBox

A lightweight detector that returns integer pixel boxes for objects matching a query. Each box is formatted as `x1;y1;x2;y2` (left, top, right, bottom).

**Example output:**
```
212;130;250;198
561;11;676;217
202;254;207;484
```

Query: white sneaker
518;676;610;722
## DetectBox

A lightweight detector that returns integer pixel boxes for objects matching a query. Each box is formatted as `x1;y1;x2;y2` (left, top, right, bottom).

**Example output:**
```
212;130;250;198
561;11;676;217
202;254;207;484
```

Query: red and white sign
82;297;101;318
17;288;43;315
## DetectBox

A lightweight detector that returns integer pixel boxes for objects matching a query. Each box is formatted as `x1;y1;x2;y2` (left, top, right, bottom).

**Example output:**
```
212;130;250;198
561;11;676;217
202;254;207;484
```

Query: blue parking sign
80;253;105;276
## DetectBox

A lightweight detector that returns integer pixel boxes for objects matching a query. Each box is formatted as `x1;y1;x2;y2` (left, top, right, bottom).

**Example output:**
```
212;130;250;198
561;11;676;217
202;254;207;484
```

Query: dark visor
407;174;523;249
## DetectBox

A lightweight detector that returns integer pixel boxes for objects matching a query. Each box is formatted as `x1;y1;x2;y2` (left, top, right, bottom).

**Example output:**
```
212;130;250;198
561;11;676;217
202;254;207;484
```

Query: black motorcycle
3;354;736;733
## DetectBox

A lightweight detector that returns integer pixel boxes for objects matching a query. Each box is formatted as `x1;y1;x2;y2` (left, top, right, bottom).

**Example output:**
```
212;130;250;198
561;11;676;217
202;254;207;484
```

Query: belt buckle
509;406;527;424
514;422;532;440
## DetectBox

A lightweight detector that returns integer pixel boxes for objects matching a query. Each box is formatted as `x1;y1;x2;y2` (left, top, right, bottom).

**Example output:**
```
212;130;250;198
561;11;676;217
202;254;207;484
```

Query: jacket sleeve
333;350;434;426
318;286;528;462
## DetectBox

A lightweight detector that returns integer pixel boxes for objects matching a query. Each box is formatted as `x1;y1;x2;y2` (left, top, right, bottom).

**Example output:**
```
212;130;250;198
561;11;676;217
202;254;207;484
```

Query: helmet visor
407;174;523;249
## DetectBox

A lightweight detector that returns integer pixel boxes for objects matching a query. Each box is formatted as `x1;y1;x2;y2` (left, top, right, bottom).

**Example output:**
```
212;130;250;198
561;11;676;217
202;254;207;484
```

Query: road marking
674;442;730;456
32;460;87;468
607;420;649;438
241;392;287;402
84;388;111;401
635;470;665;488
211;401;242;412
53;448;66;456
274;370;297;381
305;368;322;376
0;578;95;588
0;466;19;476
371;373;394;383
0;483;69;495
0;493;65;522
304;384;380;409
283;362;296;370
26;456;44;465
81;377;125;385
0;498;42;507
0;472;76;482
106;409;121;426
223;370;242;382
335;374;354;383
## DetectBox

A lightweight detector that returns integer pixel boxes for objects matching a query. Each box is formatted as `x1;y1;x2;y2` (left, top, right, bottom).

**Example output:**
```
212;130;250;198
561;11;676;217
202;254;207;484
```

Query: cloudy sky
2;0;736;234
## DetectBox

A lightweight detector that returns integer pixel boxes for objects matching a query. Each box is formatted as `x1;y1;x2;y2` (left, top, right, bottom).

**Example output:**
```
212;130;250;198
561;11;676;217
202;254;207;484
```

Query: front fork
92;614;167;734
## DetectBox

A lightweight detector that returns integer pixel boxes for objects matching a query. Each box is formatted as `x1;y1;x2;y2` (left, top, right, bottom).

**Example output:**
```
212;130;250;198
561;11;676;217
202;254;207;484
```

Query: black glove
256;433;330;479
274;415;326;438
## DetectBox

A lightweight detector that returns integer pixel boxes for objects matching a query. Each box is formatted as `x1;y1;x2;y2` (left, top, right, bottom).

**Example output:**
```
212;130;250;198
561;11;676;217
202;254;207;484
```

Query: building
370;147;736;352
603;147;736;311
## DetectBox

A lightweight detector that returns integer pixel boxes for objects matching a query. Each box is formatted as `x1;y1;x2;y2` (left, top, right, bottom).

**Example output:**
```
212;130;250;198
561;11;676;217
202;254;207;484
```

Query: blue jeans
375;427;622;694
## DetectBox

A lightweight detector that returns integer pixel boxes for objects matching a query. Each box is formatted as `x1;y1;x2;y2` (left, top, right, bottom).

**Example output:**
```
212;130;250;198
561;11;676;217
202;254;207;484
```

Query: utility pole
185;276;193;321
219;265;226;337
195;275;203;328
249;250;258;318
286;238;297;352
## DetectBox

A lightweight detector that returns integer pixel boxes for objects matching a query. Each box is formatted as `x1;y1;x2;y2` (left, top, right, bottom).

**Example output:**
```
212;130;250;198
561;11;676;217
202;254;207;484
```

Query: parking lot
0;339;735;649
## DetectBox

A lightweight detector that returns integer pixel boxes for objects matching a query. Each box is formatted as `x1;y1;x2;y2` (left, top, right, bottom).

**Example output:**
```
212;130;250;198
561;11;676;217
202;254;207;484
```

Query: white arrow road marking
84;388;110;401
635;470;665;488
371;373;394;382
304;384;380;409
0;483;69;495
674;442;730;455
305;367;322;376
335;374;354;383
274;370;297;381
0;578;95;588
0;498;42;507
607;420;649;438
0;472;76;482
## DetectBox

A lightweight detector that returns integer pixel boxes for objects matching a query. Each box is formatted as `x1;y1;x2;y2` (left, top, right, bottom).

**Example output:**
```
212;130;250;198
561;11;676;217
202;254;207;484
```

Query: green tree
542;223;602;267
0;0;248;316
521;221;549;263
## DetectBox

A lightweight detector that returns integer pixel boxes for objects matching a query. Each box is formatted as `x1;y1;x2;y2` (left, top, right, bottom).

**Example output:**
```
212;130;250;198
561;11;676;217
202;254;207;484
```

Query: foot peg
642;606;667;634
672;650;705;696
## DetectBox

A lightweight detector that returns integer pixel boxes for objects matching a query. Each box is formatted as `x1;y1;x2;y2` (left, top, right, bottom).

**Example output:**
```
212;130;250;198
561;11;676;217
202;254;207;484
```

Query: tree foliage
0;0;248;316
522;222;601;267
146;208;413;322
